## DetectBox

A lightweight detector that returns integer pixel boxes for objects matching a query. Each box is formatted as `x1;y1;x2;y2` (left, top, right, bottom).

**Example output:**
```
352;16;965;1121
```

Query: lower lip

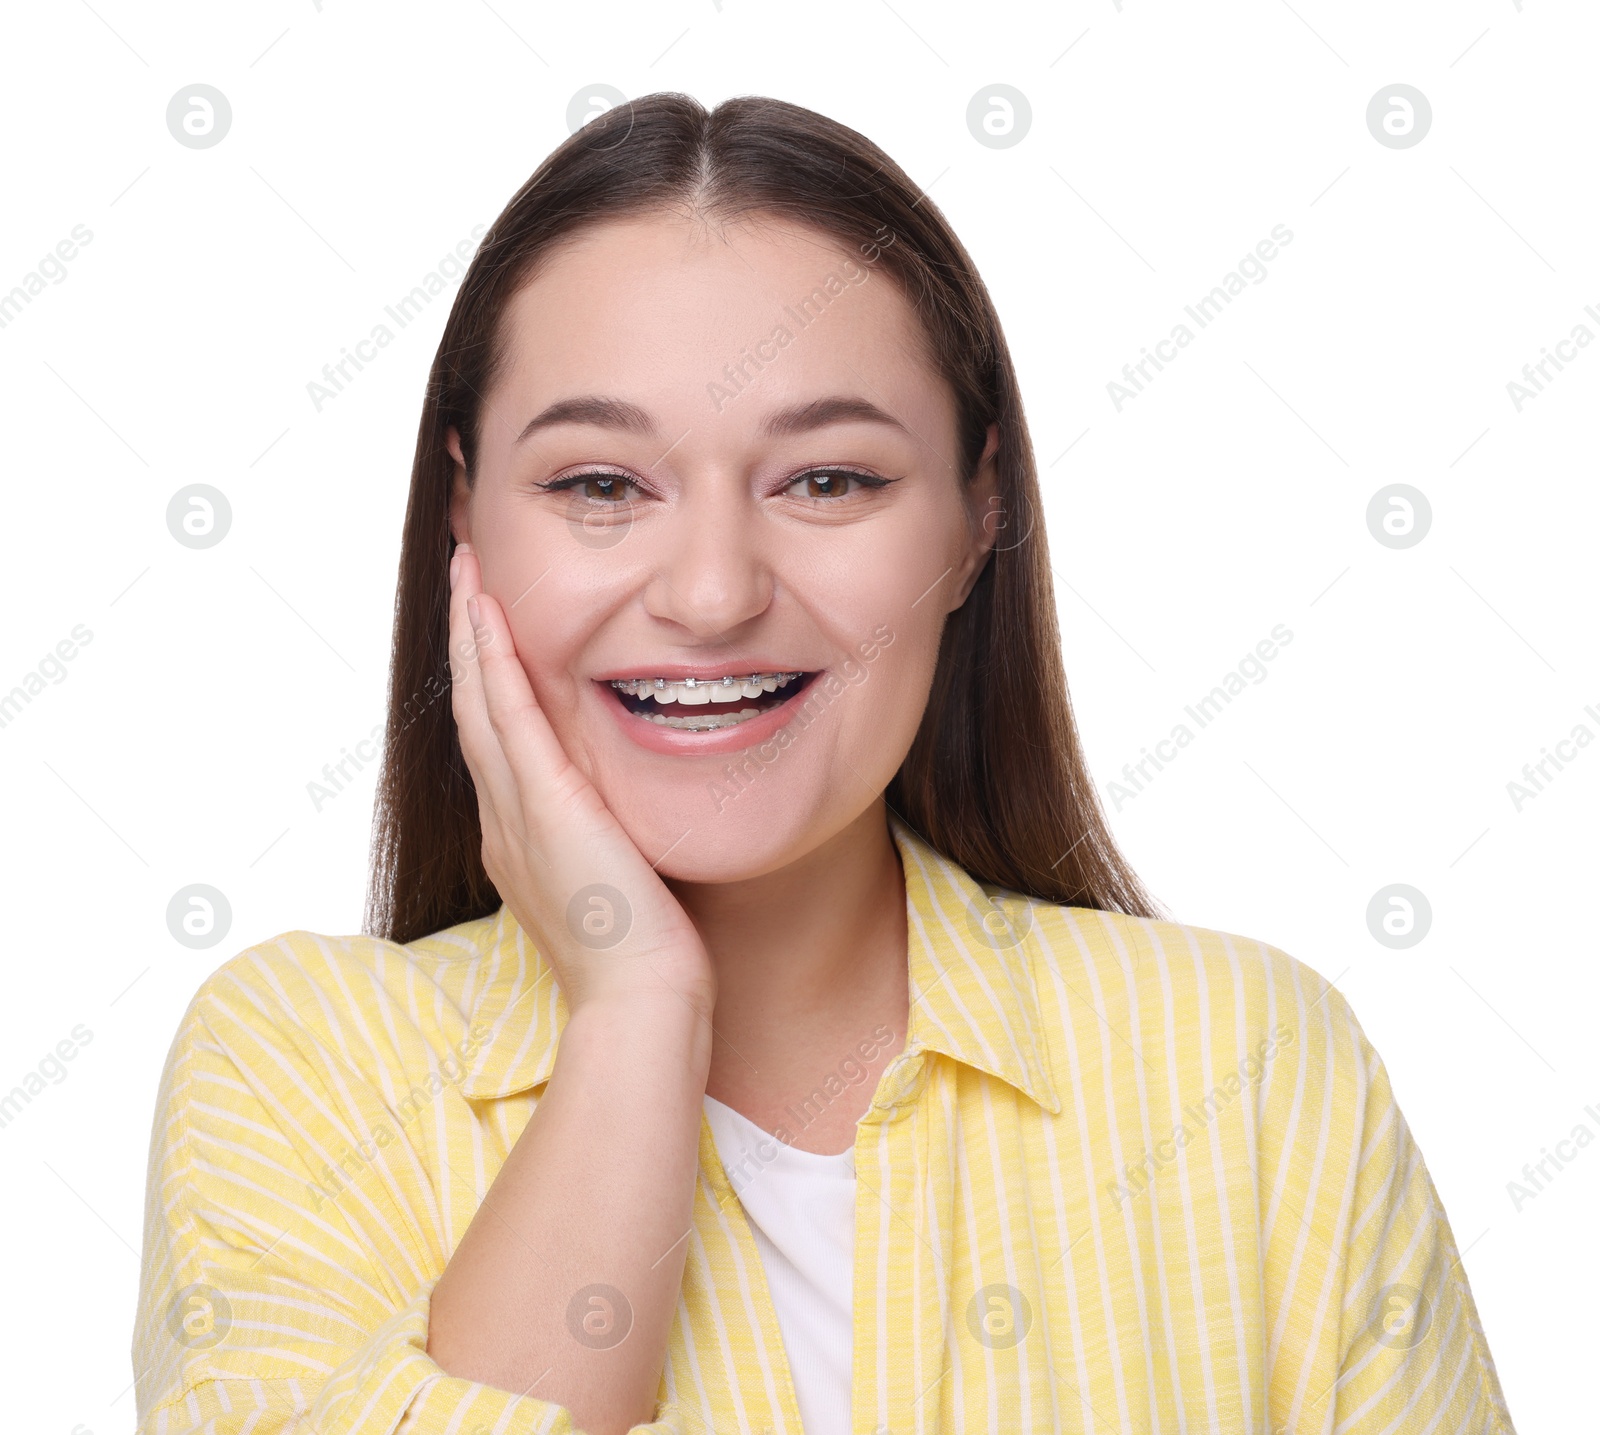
598;675;821;756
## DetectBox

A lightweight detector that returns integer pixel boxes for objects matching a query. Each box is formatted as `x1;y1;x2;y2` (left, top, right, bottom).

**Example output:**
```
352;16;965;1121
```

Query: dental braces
607;671;805;693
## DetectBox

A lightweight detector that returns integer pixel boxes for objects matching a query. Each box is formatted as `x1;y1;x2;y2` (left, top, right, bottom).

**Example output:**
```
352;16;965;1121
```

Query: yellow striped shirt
133;814;1515;1433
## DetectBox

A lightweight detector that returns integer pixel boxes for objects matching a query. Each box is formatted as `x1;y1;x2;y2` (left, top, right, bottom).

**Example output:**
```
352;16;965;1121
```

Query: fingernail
467;595;482;631
449;553;461;590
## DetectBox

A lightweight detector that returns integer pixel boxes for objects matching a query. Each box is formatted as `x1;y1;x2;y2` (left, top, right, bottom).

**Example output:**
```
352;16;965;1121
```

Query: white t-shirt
702;1094;856;1435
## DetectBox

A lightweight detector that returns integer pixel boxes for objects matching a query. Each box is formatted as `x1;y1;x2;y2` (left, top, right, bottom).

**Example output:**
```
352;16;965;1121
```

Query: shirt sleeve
131;974;685;1435
1319;990;1517;1434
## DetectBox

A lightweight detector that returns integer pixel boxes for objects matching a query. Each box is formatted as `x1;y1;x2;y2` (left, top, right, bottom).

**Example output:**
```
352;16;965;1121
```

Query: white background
1;1;1593;1430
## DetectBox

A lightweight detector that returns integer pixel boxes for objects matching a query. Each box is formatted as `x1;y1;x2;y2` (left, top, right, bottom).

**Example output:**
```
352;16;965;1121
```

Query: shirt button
865;1048;927;1118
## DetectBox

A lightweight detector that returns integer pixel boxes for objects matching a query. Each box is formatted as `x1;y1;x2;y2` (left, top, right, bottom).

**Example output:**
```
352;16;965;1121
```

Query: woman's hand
449;541;716;1019
431;547;716;1432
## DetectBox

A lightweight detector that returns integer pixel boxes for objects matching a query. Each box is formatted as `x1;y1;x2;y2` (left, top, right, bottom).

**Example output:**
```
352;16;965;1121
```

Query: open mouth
606;671;820;732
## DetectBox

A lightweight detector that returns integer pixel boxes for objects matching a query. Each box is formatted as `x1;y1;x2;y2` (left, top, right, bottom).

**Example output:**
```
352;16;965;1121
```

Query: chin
568;668;908;883
604;781;835;886
652;819;812;883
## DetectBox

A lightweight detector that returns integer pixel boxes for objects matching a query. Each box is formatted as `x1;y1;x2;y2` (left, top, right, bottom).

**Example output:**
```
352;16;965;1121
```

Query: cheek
501;606;584;732
803;528;963;762
843;526;955;674
482;522;609;727
834;618;943;762
829;494;972;637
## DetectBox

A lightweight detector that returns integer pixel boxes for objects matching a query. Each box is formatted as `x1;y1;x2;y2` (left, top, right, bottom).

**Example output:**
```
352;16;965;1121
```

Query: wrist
561;989;716;1073
567;954;717;1026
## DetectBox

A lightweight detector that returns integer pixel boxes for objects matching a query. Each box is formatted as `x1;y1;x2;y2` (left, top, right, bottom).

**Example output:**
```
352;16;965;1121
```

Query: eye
539;470;641;503
785;467;890;500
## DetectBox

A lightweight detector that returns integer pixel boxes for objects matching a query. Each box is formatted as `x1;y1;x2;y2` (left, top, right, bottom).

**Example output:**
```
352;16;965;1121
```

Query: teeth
641;707;765;731
609;671;805;706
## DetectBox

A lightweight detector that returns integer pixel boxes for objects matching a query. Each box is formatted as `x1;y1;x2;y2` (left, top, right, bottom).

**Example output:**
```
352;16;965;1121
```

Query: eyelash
537;466;893;503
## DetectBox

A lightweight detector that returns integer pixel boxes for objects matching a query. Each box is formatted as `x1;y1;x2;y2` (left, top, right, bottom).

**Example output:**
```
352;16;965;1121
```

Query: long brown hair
364;91;1164;944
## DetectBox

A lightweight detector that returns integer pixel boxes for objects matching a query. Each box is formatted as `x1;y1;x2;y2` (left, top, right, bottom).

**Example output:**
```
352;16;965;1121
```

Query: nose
638;482;775;640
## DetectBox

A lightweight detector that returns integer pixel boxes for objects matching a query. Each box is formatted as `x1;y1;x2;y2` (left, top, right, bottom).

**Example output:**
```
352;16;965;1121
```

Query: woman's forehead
485;213;946;445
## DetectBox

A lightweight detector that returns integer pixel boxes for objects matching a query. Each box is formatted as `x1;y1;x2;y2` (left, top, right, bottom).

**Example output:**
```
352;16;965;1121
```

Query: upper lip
594;663;816;683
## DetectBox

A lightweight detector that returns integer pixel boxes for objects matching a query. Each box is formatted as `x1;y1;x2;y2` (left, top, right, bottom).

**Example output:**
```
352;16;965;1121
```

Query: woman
132;93;1515;1435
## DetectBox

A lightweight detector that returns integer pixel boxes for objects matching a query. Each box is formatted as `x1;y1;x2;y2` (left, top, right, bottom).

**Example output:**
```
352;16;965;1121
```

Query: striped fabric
133;813;1515;1433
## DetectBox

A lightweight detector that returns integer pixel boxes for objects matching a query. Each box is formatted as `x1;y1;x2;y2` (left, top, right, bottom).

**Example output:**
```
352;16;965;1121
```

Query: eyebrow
513;393;912;445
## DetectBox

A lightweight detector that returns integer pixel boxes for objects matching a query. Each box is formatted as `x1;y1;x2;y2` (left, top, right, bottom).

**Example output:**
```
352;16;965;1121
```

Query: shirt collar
458;812;1061;1115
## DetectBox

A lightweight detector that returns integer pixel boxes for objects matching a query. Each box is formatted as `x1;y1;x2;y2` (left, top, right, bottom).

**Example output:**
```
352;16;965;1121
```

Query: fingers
445;542;710;1003
449;544;522;838
465;583;579;801
448;545;597;865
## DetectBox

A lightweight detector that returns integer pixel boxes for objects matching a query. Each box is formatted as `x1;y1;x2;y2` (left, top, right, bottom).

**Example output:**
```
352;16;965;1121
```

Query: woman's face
449;210;998;882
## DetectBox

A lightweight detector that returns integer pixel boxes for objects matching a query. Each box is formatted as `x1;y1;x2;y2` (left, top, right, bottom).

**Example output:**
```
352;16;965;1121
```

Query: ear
446;426;472;546
949;422;1002;611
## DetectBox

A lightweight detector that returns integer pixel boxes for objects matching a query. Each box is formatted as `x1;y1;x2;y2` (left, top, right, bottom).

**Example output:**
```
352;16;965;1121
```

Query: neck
664;801;910;1141
667;801;905;1012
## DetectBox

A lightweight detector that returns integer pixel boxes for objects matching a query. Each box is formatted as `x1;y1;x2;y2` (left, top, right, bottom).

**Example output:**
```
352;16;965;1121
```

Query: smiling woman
131;92;1515;1435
